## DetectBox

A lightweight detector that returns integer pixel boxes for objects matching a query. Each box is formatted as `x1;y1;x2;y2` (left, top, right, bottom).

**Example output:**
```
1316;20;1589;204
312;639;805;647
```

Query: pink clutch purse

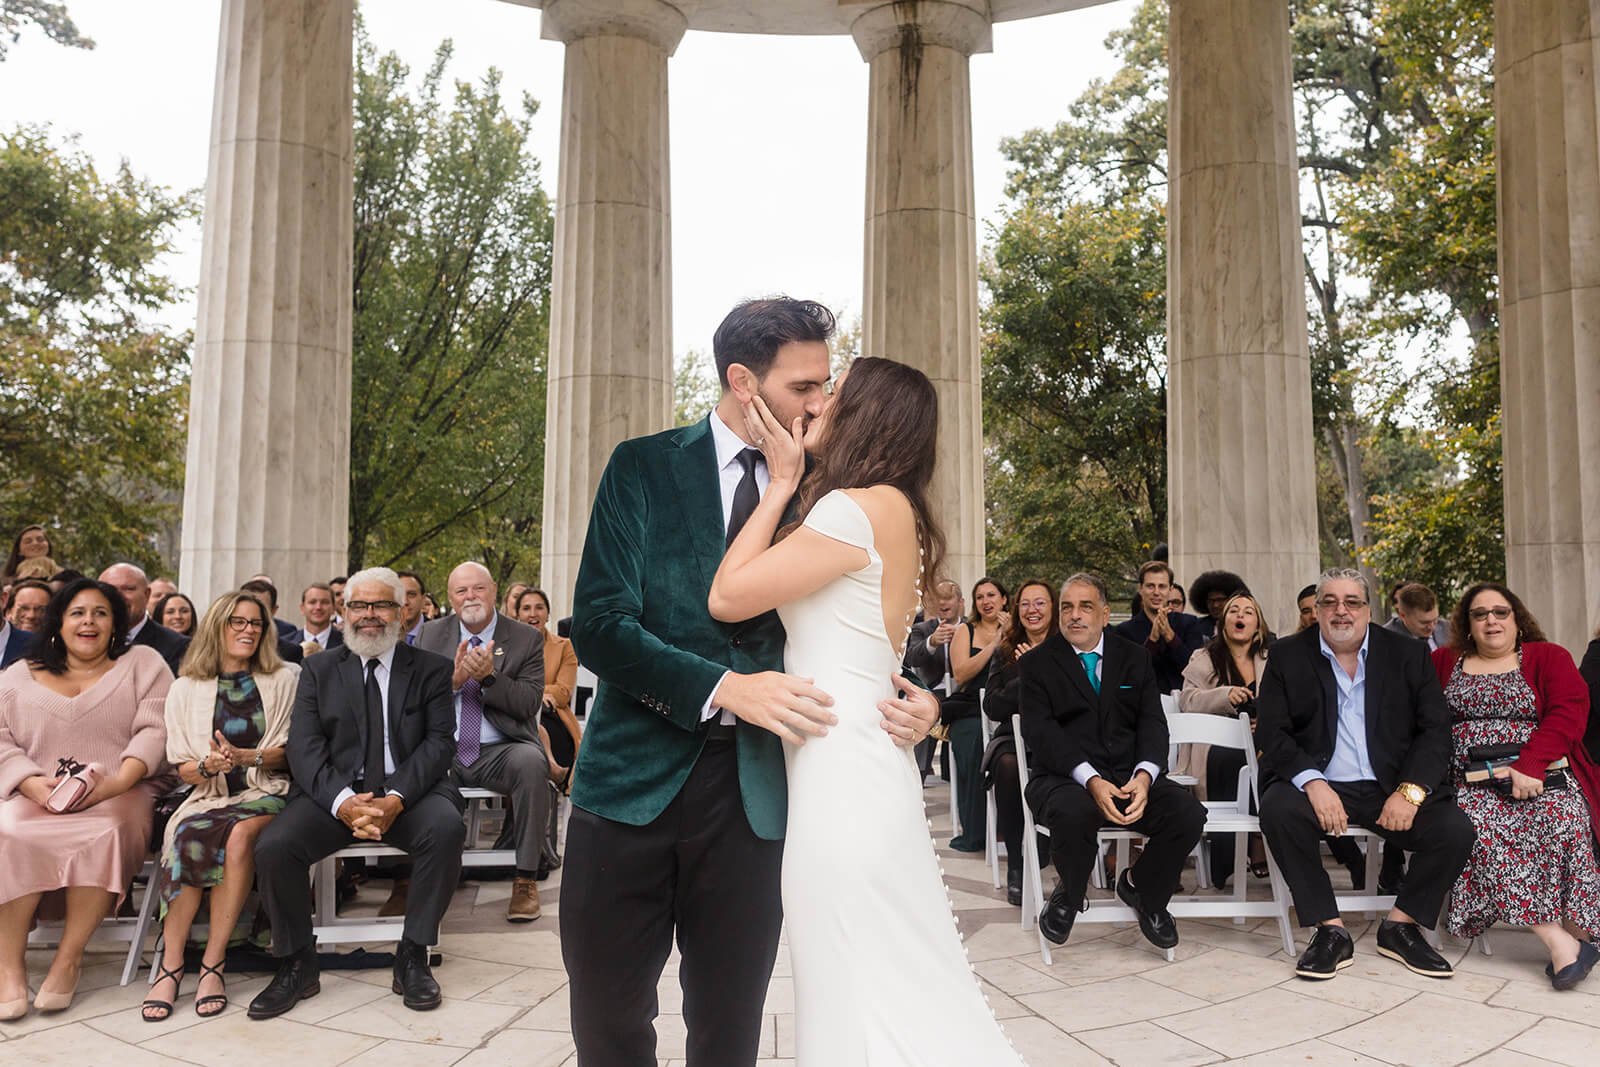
47;762;101;813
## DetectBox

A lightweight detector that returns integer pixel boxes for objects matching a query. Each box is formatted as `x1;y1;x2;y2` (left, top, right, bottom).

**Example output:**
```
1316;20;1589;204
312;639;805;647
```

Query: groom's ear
726;363;760;403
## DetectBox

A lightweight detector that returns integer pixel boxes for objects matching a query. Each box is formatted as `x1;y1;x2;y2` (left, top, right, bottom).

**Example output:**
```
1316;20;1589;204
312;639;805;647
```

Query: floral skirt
158;795;285;917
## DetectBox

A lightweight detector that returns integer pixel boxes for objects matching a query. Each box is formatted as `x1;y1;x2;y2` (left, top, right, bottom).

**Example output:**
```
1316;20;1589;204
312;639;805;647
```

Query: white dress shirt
125;614;149;644
302;623;334;650
1068;634;1163;789
702;409;770;725
331;645;400;815
454;613;506;747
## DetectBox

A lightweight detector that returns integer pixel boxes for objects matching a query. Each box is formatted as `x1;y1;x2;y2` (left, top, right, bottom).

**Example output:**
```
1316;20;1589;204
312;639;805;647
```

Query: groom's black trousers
561;735;783;1067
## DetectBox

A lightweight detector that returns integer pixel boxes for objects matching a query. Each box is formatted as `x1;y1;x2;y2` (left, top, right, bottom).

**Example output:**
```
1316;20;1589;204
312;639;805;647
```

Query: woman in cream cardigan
140;591;298;1022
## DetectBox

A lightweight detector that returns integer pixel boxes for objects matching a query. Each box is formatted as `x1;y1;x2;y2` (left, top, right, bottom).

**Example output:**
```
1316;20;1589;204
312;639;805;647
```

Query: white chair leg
1477;932;1493;956
122;865;160;986
948;748;961;838
1194;838;1211;891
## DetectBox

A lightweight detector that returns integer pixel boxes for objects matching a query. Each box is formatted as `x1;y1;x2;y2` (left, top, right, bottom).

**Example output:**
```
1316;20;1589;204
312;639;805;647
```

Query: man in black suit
241;579;305;664
1021;573;1206;949
1113;561;1205;692
903;578;964;781
298;581;344;653
1255;568;1474;981
1;579;48;668
248;567;465;1019
100;562;189;674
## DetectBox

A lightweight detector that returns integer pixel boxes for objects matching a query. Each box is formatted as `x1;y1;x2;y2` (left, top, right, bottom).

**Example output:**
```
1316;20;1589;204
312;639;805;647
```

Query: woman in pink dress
0;578;172;1020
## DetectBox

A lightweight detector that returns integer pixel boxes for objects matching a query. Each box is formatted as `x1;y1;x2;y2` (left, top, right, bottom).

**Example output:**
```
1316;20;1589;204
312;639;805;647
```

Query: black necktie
364;659;387;794
726;448;762;546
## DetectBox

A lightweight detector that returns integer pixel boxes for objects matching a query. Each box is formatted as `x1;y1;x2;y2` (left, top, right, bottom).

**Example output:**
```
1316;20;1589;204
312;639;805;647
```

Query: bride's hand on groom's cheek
878;674;940;748
742;397;805;486
715;670;837;746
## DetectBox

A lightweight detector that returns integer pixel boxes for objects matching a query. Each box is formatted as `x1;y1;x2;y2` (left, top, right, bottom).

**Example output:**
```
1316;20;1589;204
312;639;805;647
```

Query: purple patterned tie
457;635;483;767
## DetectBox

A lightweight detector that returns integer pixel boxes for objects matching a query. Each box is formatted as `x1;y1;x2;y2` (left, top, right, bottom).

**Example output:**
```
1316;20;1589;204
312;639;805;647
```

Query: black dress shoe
1006;866;1023;907
1553;940;1600;990
1295;925;1354;979
1116;870;1179;949
1376;920;1453;978
247;949;320;1020
1038;885;1081;945
393;938;443;1011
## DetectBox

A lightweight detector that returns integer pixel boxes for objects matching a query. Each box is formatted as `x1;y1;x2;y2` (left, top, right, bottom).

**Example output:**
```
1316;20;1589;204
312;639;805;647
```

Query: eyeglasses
1316;597;1369;612
226;615;266;632
1468;606;1514;621
346;600;400;614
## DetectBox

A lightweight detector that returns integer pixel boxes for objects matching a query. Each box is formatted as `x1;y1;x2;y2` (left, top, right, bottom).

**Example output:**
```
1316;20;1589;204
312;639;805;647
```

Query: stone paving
9;790;1599;1066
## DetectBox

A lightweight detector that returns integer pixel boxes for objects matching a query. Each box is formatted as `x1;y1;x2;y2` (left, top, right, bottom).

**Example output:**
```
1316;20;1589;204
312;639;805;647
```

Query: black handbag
1464;742;1568;795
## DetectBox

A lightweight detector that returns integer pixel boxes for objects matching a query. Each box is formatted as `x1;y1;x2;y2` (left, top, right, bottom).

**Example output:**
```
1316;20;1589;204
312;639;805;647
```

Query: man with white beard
417;561;549;922
248;567;463;1019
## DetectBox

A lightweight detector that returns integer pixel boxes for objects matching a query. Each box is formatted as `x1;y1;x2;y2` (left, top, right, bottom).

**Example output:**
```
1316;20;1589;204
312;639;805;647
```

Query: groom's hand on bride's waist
713;671;837;746
879;673;940;748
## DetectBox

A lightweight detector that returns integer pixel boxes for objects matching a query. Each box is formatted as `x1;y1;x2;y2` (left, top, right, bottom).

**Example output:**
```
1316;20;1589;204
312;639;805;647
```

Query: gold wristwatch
1397;782;1427;806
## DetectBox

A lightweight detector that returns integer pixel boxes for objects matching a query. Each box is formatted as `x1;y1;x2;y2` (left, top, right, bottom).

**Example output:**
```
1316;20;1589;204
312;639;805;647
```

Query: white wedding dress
777;490;1025;1066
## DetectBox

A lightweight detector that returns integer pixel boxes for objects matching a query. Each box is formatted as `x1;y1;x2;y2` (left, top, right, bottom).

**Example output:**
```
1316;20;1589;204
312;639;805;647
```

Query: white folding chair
28;858;162;986
977;690;1005;888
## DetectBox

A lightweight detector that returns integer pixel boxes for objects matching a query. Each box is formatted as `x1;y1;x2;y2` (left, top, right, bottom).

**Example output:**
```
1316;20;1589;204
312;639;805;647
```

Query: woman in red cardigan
1433;582;1600;991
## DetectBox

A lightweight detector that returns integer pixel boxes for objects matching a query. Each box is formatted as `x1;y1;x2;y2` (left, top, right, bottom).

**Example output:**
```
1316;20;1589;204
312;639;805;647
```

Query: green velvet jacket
568;416;789;840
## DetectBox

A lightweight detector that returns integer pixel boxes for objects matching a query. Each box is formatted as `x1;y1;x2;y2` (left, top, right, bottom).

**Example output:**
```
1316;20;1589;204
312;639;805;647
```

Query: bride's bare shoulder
838;485;913;521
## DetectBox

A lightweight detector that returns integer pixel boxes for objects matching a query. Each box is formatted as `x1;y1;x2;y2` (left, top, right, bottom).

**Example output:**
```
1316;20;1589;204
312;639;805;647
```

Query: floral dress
157;671;285;915
1444;660;1600;939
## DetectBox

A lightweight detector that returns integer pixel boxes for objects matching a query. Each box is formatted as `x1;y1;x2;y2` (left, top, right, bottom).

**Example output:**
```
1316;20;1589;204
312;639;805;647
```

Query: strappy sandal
1249;861;1271;879
141;961;184;1023
194;961;228;1017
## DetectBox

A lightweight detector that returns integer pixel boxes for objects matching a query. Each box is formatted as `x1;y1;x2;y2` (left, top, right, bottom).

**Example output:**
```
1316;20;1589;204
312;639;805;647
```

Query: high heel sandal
141;961;185;1023
195;961;228;1017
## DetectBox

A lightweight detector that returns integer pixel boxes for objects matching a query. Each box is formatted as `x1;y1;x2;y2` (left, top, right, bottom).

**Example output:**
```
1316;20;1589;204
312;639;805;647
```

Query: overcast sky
0;0;1135;353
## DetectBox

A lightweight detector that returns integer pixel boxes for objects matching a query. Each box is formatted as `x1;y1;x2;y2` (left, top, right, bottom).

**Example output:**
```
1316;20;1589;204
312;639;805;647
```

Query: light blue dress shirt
455;613;506;747
1293;629;1377;790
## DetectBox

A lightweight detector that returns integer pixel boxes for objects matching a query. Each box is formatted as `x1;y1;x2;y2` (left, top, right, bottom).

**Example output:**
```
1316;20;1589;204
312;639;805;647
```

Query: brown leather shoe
507;877;541;923
377;878;409;917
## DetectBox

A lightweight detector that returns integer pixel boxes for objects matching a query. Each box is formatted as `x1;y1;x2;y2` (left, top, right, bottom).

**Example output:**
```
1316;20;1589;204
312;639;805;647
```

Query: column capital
850;0;992;62
539;0;689;55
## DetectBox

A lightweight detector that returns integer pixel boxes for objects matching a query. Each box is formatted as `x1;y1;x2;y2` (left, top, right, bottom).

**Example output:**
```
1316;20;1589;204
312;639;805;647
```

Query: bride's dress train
777;490;1025;1066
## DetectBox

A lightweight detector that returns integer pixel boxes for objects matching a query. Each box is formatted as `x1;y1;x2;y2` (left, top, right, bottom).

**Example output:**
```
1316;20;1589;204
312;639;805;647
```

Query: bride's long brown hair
781;356;948;595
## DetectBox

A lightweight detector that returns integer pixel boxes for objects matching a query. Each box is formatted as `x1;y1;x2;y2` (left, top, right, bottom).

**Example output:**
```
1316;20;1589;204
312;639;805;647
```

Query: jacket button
731;636;743;649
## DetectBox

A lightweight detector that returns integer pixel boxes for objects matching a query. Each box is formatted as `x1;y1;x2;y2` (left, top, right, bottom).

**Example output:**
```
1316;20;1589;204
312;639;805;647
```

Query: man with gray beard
248;567;464;1019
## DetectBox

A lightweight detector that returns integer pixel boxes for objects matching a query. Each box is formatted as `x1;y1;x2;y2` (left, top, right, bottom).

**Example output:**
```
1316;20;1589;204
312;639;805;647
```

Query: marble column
1167;0;1318;634
853;1;990;593
538;0;683;611
180;0;353;608
1497;0;1600;652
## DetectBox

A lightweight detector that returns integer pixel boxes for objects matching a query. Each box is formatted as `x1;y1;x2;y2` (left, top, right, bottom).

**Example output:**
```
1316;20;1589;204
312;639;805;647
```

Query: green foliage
674;348;720;428
0;0;92;60
348;27;554;589
0;126;193;572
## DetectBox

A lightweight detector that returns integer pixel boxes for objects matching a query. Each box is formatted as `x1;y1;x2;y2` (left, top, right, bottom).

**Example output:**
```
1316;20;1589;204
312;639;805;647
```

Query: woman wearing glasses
1433;582;1600;990
141;591;297;1021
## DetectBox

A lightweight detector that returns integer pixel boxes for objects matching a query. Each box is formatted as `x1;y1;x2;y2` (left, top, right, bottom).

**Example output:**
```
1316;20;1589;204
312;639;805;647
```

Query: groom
563;297;941;1066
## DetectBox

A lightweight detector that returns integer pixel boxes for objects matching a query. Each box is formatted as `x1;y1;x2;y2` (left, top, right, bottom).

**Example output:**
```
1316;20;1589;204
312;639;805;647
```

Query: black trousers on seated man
1026;774;1207;909
1259;779;1475;928
561;735;782;1067
256;791;466;954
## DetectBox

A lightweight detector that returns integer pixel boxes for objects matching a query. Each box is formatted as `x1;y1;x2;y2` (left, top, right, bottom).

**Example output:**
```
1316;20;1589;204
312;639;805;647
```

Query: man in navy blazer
1;579;49;667
101;563;190;674
1113;561;1205;692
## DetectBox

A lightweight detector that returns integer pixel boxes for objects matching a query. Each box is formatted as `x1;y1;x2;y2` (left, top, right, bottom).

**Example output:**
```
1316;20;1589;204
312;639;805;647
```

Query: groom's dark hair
712;297;837;388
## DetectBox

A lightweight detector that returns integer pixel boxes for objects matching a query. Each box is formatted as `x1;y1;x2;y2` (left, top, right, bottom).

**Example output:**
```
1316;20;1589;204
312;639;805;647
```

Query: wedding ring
756;437;766;446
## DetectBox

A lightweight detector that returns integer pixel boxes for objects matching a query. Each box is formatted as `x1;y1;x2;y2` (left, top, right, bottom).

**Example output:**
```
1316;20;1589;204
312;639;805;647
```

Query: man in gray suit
418;561;548;922
1383;582;1452;651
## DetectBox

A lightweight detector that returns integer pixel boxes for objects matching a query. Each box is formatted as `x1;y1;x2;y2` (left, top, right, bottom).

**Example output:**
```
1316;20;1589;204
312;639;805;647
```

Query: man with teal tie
1019;572;1207;949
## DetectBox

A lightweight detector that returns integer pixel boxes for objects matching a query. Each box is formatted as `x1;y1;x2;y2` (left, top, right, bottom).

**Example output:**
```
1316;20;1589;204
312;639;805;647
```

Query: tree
0;0;92;60
0;125;194;572
674;348;720;427
348;27;555;589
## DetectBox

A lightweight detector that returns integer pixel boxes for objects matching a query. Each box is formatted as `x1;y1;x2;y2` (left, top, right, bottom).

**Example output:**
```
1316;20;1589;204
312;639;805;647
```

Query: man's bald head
447;561;498;633
99;562;151;620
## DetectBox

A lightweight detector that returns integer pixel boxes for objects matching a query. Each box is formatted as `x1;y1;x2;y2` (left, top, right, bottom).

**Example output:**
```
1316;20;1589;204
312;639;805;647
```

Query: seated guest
243;576;300;643
418;563;548;922
2;580;51;668
944;576;1010;852
48;568;84;594
297;582;343;654
329;576;347;630
983;579;1057;905
142;591;297;1022
1385;581;1452;650
518;587;580;779
1255;568;1475;980
500;582;529;620
148;577;178;604
100;563;190;675
1114;561;1205;692
904;579;964;780
247;568;463;1020
1166;583;1187;615
0;579;172;1020
398;571;427;646
1296;584;1317;632
1021;574;1206;948
1582;622;1600;764
1188;570;1250;640
1435;583;1600;990
1;524;52;586
1178;593;1272;883
155;592;197;639
421;593;440;621
11;557;55;582
240;580;304;664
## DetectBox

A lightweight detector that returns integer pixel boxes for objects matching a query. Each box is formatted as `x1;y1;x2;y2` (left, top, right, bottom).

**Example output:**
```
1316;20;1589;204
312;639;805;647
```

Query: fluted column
1497;0;1600;652
180;0;353;607
854;1;990;592
1167;0;1318;633
538;0;682;611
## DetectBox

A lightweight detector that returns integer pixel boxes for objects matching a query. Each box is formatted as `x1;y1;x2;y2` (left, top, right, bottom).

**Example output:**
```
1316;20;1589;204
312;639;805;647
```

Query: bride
709;357;1025;1066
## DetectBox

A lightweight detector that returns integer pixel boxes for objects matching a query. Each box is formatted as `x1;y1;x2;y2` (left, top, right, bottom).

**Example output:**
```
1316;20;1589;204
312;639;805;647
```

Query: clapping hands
453;638;496;689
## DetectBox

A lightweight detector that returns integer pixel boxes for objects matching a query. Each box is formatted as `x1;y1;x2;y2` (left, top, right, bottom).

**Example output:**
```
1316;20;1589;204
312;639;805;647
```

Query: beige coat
1174;646;1268;800
160;665;298;858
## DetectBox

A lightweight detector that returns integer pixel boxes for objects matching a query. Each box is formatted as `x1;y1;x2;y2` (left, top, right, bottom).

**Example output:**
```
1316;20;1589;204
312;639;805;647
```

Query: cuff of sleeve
1134;761;1161;784
332;786;355;818
702;672;732;723
1072;762;1098;788
1292;769;1326;791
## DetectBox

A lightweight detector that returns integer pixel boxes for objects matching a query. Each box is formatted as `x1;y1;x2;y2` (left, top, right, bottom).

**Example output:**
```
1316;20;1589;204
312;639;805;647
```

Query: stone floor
9;790;1599;1066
